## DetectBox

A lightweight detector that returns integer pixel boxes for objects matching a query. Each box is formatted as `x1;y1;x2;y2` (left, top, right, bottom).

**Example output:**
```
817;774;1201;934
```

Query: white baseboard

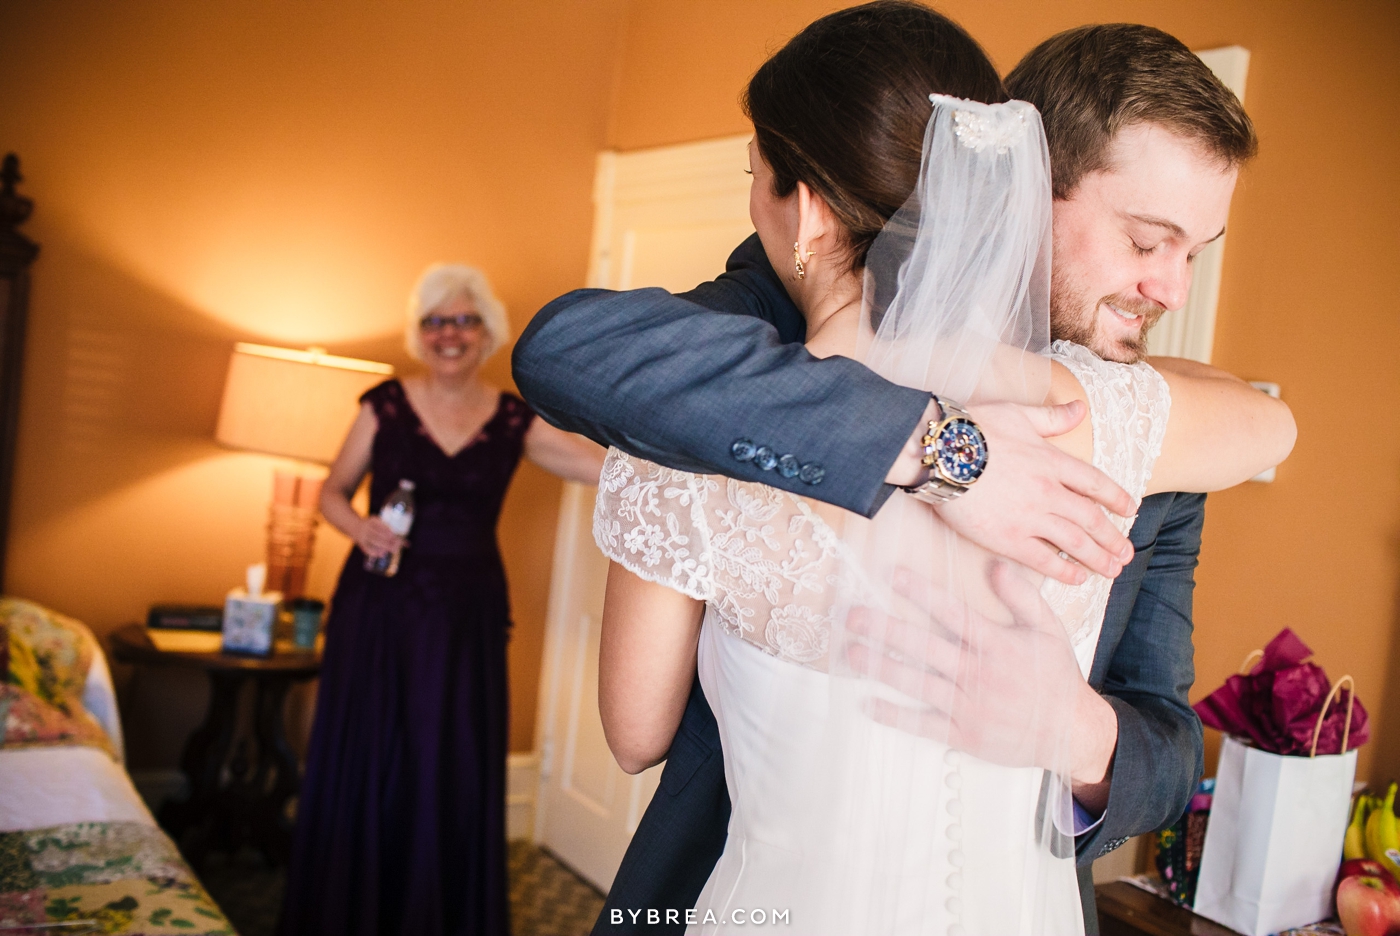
129;769;187;814
507;752;540;841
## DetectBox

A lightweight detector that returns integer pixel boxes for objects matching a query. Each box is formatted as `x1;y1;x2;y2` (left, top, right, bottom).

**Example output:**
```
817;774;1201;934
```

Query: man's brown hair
1005;24;1257;200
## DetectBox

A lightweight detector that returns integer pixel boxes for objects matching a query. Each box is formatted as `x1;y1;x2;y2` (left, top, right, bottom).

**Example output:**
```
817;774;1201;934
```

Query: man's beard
1049;277;1166;364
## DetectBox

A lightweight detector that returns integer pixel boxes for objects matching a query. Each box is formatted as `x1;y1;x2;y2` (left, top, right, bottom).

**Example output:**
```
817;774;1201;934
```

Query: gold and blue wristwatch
902;395;989;505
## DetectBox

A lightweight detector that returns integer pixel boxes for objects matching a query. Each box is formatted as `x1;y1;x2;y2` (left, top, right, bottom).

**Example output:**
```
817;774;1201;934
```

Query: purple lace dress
279;380;534;936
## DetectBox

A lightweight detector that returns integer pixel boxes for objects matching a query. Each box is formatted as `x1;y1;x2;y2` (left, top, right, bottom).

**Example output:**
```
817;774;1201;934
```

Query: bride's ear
795;181;844;271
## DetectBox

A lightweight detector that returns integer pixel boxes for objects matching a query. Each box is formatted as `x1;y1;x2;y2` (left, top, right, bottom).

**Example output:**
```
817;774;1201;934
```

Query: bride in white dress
592;8;1293;935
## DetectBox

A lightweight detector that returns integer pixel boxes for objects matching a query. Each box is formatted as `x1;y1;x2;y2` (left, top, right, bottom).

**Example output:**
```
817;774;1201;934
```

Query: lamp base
266;471;323;602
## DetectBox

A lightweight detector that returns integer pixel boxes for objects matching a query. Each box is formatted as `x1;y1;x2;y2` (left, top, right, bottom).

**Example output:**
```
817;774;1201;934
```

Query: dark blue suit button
731;439;757;462
777;454;800;478
753;446;777;471
799;463;825;485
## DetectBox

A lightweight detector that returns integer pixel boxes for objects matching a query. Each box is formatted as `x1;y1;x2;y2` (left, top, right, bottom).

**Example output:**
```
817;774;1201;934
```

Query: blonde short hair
404;263;510;361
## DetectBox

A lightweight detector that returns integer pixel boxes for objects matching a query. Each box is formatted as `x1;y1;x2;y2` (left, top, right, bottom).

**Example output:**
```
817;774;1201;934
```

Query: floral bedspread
0;822;233;934
2;597;115;756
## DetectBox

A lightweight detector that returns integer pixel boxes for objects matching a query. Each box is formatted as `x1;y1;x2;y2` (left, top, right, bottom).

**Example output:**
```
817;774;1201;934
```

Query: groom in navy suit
514;24;1255;936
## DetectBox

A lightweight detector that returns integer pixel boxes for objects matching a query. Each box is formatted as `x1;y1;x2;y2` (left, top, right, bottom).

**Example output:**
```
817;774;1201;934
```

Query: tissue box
222;589;282;656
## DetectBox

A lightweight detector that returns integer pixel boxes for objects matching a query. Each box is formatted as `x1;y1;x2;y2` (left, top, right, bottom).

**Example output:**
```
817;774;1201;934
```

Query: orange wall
0;0;625;759
607;0;1400;782
3;2;1399;785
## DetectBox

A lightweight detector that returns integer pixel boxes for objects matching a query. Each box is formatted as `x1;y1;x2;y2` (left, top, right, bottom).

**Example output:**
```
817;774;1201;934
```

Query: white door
533;134;754;891
1144;45;1250;365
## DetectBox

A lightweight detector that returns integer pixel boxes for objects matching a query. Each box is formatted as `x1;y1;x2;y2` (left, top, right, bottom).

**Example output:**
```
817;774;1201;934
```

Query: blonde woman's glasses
420;313;484;332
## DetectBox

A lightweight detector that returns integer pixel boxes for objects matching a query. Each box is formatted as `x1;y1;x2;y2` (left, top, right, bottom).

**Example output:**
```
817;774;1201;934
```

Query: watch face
934;418;988;486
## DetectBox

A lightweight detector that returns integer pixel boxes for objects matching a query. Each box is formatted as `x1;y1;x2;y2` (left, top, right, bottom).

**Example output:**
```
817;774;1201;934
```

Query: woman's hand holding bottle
356;516;406;559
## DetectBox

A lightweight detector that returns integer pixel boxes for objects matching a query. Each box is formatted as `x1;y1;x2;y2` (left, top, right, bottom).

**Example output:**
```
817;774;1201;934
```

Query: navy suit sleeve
512;235;930;518
1076;492;1207;865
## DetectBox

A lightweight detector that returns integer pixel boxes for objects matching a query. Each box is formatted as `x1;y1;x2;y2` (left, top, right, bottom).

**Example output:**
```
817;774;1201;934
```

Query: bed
0;155;236;934
0;598;236;934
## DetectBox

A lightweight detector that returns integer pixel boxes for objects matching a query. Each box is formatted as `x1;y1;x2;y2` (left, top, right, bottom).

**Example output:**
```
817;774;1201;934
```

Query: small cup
290;598;326;650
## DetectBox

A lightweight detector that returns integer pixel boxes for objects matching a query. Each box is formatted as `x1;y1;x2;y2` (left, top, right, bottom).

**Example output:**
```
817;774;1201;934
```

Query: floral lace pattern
595;453;718;601
594;341;1169;677
1042;341;1171;666
594;452;842;669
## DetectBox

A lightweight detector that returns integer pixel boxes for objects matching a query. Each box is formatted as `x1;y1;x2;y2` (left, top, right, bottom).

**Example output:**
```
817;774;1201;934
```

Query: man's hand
845;562;1117;795
886;399;1136;585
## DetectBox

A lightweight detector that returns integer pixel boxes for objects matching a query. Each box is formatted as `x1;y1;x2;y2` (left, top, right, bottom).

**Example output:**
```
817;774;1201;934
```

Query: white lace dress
594;342;1170;935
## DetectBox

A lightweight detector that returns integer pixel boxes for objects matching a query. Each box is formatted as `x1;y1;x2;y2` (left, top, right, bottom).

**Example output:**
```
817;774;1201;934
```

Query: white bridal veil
773;95;1086;934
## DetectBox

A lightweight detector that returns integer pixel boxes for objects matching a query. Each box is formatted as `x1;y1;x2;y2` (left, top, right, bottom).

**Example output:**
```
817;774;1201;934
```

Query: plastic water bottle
364;479;415;577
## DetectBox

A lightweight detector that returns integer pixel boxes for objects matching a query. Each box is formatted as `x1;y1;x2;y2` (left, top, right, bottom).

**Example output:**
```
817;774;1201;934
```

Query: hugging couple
515;3;1295;934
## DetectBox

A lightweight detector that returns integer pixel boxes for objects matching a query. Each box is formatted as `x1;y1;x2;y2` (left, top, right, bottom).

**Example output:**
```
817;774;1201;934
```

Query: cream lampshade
216;343;394;600
216;343;394;464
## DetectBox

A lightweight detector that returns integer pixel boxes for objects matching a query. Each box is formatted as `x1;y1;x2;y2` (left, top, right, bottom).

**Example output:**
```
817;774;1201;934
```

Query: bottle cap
399;479;415;490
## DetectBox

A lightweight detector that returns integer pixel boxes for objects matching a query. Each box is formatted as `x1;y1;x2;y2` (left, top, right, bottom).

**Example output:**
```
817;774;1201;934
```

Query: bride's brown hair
744;0;1006;271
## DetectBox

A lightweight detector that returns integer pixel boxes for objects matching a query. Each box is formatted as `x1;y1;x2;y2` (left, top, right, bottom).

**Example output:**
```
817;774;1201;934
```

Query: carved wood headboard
0;155;40;588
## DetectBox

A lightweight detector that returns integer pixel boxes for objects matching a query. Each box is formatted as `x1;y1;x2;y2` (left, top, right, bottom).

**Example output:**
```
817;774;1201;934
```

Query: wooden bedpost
0;155;39;590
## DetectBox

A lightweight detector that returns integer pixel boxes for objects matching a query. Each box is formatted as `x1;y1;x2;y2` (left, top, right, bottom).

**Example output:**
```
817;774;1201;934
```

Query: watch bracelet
903;477;968;505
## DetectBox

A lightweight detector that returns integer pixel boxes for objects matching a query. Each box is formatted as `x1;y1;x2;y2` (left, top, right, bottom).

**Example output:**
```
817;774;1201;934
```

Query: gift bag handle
1309;674;1356;758
1238;649;1264;675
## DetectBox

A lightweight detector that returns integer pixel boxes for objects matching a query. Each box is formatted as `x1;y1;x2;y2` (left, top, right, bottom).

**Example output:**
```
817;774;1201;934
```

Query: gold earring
793;242;815;280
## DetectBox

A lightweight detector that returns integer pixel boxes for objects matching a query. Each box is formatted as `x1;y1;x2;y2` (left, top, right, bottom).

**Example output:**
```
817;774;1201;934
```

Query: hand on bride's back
844;562;1093;772
933;400;1136;584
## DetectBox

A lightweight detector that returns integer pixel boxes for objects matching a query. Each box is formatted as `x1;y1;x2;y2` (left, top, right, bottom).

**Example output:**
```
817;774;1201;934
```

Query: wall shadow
12;236;410;525
14;238;236;516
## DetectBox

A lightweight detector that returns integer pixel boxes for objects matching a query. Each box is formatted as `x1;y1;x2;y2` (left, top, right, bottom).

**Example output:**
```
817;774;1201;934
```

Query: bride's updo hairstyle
744;0;1006;272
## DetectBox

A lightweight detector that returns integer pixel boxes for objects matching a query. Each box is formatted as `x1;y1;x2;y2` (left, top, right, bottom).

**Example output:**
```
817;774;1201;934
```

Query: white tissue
246;562;267;598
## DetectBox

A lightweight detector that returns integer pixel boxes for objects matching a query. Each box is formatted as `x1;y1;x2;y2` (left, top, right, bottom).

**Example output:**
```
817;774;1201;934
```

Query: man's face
1050;123;1239;363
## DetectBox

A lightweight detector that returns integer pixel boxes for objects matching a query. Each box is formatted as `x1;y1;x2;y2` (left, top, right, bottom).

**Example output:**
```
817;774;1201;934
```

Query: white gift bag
1194;677;1359;936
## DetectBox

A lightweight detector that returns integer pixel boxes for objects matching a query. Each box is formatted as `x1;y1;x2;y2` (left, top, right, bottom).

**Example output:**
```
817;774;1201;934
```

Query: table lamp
216;342;393;600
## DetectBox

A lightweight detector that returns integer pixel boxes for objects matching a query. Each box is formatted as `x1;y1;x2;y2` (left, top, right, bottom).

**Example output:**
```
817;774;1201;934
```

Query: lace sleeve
1050;340;1171;503
593;448;718;601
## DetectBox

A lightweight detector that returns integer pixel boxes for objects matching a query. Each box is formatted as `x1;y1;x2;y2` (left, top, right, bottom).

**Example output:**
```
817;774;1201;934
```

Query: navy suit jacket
513;236;1205;934
514;240;931;520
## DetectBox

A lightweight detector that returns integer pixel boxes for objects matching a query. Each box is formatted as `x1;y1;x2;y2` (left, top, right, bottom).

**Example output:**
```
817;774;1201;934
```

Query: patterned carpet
200;840;604;936
507;840;607;936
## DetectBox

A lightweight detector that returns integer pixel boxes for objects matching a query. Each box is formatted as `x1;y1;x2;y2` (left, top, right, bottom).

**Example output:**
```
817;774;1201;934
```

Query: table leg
160;670;243;866
159;669;311;868
249;674;302;862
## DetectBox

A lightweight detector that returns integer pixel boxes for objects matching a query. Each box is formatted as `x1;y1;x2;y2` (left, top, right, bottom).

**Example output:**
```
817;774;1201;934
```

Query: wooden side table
108;623;321;868
1096;881;1243;936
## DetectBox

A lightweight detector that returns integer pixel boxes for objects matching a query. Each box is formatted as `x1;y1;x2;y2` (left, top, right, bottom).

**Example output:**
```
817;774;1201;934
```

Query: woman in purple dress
278;264;604;936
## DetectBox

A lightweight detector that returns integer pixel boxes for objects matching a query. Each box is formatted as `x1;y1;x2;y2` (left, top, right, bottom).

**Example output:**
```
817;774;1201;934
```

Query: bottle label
380;506;413;536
